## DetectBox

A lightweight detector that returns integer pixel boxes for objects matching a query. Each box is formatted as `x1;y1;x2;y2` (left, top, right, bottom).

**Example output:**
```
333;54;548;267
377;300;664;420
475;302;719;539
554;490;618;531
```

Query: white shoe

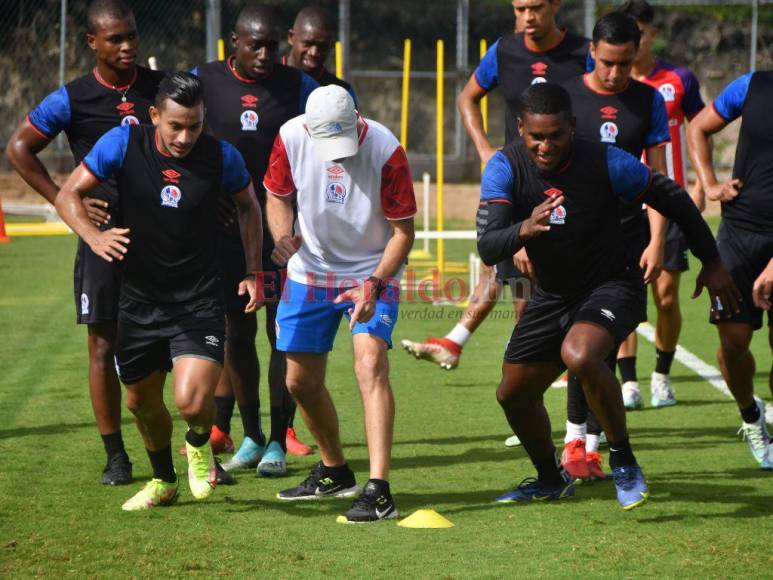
622;381;643;410
739;398;772;470
765;403;773;427
504;435;521;447
650;372;676;408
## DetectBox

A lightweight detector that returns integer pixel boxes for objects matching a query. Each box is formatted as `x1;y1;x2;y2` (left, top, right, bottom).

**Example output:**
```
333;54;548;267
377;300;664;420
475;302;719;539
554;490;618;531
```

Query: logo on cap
241;94;258;108
161;169;181;184
160;185;182;208
600;106;618;120
326;182;347;204
327;122;343;135
600;121;619;143
240;110;259;131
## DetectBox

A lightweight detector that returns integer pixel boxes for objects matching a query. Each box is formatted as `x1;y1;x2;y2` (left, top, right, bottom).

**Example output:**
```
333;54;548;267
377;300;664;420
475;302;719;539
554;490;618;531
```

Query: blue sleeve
645;90;670;147
27;86;71;139
190;66;199;76
712;73;752;122
677;67;705;120
474;38;500;91
82;126;130;181
480;151;513;202
346;84;359;109
221;141;251;195
299;73;320;112
607;146;652;201
585;49;595;73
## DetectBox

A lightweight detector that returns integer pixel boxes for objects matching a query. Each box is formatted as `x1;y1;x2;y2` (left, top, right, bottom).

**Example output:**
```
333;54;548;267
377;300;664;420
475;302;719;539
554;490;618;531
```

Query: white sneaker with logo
650;372;677;408
622;381;643;410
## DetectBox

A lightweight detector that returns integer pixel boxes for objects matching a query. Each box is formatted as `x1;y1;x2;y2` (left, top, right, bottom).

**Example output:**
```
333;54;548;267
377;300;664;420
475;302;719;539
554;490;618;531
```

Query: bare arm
232;182;263;313
642;144;668;283
457;74;496;164
265;190;300;267
6;123;60;204
687;106;741;202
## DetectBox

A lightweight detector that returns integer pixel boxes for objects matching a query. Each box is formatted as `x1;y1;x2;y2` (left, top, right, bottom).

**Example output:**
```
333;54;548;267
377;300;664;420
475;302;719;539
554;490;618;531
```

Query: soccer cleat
400;337;461;370
186;441;216;500
586;451;606;481
496;473;574;503
257;441;287;477
765;402;773;427
622;381;644;410
599;431;607;448
215;457;235;485
551;373;569;388
337;480;398;524
286;427;313;456
221;436;264;471
210;425;235;455
277;461;358;501
102;453;133;486
504;434;522;447
561;438;591;482
650;372;677;408
612;464;649;510
121;477;178;511
738;398;773;470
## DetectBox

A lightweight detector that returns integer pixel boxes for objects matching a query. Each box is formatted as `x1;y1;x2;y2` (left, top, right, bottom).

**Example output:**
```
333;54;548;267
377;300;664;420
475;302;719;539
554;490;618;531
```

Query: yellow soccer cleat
121;477;179;512
186;441;217;500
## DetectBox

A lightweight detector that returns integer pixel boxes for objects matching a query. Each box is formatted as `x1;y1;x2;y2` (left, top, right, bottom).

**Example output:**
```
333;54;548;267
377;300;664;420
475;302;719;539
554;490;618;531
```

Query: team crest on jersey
120;115;139;127
326;182;347;204
160;185;182;208
240;110;259;131
549;204;566;225
600;121;619;143
327;165;345;181
161;169;181;184
658;83;676;102
241;94;258;108
531;77;547;85
600;106;618;120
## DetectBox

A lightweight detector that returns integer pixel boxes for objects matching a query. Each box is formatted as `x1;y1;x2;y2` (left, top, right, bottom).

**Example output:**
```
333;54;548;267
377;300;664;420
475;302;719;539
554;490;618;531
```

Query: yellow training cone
398;509;454;528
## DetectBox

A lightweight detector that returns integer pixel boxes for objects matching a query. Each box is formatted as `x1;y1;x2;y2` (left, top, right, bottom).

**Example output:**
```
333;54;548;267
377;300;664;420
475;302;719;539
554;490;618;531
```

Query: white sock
445;323;471;347
586;433;600;453
564;421;587;444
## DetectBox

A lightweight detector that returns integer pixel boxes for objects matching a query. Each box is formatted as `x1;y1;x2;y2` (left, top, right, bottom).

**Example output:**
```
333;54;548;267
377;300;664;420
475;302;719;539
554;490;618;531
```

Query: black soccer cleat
215;457;236;485
337;479;399;524
101;453;133;486
276;461;358;501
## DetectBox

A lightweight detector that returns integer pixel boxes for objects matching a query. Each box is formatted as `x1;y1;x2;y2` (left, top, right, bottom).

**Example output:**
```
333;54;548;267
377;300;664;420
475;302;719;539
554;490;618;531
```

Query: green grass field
1;228;771;578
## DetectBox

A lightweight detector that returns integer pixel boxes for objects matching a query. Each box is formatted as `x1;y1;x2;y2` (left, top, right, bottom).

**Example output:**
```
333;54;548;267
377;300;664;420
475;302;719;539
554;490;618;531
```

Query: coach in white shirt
264;85;416;523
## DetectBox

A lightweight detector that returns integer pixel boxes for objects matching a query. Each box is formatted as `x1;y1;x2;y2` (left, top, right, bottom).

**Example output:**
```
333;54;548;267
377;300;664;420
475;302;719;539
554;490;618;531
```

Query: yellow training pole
335;41;343;79
218;38;225;61
436;39;445;285
400;39;411;151
479;39;488;175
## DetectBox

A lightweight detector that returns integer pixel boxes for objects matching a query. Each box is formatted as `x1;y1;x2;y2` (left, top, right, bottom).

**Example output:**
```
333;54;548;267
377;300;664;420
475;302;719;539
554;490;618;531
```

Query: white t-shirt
264;115;416;288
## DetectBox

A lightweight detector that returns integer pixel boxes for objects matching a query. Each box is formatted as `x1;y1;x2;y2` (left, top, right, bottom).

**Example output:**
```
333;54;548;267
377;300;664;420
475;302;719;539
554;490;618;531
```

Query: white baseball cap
305;85;358;162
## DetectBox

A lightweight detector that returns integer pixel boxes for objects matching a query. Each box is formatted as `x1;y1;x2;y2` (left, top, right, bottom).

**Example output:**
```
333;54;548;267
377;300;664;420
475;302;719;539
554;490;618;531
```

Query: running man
688;69;773;469
5;0;164;485
265;85;416;523
192;4;318;475
54;72;263;510
402;0;589;371
478;82;737;509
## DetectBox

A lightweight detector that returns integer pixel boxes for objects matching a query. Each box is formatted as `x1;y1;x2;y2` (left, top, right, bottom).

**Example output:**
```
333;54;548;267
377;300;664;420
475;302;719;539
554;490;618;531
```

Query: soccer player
265;85;416;523
687;69;773;469
54;72;263;510
622;0;707;408
5;0;164;485
478;82;738;509
401;0;589;371
285;5;358;105
192;4;318;476
557;11;670;481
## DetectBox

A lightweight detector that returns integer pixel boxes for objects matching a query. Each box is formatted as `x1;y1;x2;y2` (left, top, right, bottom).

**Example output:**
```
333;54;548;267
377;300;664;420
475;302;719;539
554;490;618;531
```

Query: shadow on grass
667;371;769;385
0;417;135;439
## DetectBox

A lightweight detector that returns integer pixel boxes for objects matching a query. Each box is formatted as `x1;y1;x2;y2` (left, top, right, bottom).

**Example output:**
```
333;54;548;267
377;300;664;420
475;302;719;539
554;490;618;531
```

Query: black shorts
621;219;649;324
73;237;120;324
217;234;283;315
504;275;646;365
115;298;225;384
494;258;522;283
663;220;689;273
711;220;773;330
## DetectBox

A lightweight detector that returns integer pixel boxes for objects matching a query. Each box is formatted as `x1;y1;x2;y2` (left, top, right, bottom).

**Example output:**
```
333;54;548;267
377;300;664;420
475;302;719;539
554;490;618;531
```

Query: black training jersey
475;30;590;143
27;66;165;208
712;71;773;233
82;124;250;305
477;139;653;296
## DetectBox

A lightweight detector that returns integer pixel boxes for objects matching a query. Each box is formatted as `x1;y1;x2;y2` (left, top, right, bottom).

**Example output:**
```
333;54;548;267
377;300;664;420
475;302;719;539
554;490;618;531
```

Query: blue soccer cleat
221;436;264;472
257;441;287;477
496;474;574;503
612;464;649;510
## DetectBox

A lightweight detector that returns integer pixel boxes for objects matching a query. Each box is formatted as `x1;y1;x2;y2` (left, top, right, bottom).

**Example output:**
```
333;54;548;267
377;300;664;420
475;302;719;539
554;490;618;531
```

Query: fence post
338;0;350;80
436;39;445;284
584;0;595;40
205;0;222;63
57;0;67;155
750;0;758;72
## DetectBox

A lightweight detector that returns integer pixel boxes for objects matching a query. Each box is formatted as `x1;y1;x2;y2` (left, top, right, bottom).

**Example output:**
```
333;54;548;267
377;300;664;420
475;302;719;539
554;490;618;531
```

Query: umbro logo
116;101;135;116
544;187;562;197
531;62;548;76
241;94;258;108
327;165;345;180
161;169;181;184
600;309;616;321
204;335;220;347
600;106;618;120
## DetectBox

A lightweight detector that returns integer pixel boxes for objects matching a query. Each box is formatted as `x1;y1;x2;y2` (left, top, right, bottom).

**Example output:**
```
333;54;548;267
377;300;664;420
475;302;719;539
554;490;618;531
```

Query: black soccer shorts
73;238;120;325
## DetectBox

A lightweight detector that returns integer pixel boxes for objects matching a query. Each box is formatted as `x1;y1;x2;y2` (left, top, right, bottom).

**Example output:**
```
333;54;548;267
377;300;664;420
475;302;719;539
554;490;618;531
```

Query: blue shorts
276;280;400;353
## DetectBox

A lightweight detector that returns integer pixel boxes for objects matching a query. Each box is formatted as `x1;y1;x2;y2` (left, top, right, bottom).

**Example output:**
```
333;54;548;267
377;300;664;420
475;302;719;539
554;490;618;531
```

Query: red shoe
400;337;462;370
210;425;234;455
586;451;606;480
286;427;313;456
561;438;590;482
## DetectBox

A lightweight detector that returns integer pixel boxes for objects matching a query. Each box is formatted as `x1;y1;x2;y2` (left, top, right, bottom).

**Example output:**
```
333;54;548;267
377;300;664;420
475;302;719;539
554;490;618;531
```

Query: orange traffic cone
0;200;10;243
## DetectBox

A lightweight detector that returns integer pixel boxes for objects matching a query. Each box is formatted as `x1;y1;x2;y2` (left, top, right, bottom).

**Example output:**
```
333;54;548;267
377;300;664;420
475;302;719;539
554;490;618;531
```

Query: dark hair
235;3;278;34
618;0;655;25
155;72;204;109
519;82;573;118
293;5;335;32
87;0;134;34
592;11;641;49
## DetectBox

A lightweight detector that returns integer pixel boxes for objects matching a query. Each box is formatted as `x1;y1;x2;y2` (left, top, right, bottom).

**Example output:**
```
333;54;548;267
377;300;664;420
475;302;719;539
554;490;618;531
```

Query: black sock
287;406;296;429
269;406;288;452
322;462;351;476
740;401;761;423
365;478;390;494
533;450;563;485
214;396;236;434
618;357;637;383
655;349;676;375
238;402;265;446
587;410;602;436
608;437;637;469
146;446;177;483
566;375;588;424
185;428;210;448
101;431;126;459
